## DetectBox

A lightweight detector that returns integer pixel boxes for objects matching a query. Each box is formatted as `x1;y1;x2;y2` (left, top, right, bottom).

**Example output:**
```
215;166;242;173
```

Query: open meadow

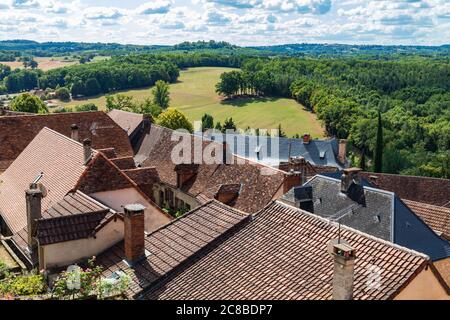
58;67;325;138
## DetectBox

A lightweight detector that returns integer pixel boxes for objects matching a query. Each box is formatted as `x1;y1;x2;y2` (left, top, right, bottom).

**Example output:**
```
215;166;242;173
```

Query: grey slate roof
200;131;344;168
280;174;450;261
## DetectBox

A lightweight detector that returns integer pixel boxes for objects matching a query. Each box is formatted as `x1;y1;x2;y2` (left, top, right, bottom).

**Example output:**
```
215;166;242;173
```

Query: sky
0;0;449;46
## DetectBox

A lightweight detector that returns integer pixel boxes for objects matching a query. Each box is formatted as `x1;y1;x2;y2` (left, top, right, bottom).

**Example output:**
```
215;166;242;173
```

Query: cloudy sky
0;0;449;46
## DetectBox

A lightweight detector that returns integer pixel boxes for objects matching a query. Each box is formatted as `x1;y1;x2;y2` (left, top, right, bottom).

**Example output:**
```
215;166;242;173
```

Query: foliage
222;117;237;132
10;93;48;114
106;94;135;111
201;113;214;131
373;110;383;173
0;272;46;297
74;103;98;112
51;257;128;300
55;86;70;101
152;80;170;109
53;106;72;113
156;108;193;133
0;260;8;279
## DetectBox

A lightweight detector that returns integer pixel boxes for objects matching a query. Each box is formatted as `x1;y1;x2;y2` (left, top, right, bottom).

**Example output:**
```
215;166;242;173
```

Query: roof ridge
274;200;430;260
40;126;99;154
362;171;450;182
2;111;103;119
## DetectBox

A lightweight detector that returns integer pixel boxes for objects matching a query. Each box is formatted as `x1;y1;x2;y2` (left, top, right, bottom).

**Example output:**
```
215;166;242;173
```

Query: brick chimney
26;183;43;252
338;139;347;164
302;133;311;144
214;184;241;205
340;167;362;193
83;138;92;164
71;124;79;142
124;203;146;265
283;169;302;193
331;242;356;300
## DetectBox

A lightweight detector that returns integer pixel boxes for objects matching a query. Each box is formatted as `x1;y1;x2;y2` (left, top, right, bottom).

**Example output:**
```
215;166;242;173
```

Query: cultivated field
0;57;79;71
59;67;325;138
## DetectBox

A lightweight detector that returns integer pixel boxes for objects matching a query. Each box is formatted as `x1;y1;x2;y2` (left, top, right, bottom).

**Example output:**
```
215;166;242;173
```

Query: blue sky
0;0;449;45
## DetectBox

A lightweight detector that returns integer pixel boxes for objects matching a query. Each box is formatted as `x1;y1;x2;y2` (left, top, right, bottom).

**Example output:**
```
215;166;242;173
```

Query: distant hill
0;39;449;58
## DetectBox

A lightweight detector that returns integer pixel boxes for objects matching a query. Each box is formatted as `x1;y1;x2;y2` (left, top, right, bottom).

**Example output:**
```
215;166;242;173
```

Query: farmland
56;67;325;138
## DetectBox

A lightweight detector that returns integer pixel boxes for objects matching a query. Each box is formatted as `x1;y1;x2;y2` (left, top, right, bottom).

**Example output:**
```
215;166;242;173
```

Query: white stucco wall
42;218;123;269
90;188;170;232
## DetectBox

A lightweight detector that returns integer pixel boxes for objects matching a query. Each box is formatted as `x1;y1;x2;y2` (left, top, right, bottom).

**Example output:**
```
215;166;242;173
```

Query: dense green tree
84;78;101;96
222;117;237;132
156;108;193;133
373;110;383;173
71;80;85;97
152;80;170;109
10;93;48;114
105;94;135;111
74;103;98;112
201;113;214;131
56;87;70;101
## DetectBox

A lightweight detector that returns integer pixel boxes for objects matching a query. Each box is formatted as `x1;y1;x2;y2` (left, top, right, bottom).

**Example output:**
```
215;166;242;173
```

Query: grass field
58;67;324;138
0;57;79;71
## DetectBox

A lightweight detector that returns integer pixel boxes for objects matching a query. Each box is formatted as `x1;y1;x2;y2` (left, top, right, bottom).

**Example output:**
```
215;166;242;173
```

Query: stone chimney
124;203;146;265
283;169;302;194
302;133;311;144
26;183;43;252
83;138;92;164
340;167;362;193
71;124;79;142
331;242;356;300
338;139;347;164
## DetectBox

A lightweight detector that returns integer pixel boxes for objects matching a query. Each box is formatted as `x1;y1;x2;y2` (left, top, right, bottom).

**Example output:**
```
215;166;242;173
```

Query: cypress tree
374;110;383;173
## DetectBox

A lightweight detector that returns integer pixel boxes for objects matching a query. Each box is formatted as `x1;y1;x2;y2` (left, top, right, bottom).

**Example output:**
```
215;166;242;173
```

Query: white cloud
136;1;172;15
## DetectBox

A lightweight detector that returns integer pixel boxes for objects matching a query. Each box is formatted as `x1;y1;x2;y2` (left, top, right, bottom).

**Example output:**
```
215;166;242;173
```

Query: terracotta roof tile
360;172;450;208
97;200;249;298
0;111;133;171
404;200;450;240
135;124;286;214
107;109;144;136
143;201;429;300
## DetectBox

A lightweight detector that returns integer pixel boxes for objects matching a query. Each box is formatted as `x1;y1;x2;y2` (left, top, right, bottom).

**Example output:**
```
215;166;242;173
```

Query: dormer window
319;150;326;159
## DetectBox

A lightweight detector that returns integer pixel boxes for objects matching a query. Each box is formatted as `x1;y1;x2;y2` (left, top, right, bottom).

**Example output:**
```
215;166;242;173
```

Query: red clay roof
108;109;144;136
143;201;430;300
135;124;286;214
0;127;139;234
0;111;133;171
360;172;450;208
97;200;249;298
404;200;450;240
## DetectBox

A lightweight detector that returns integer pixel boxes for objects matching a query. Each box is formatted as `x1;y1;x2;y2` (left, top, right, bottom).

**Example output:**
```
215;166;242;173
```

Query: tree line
216;57;450;178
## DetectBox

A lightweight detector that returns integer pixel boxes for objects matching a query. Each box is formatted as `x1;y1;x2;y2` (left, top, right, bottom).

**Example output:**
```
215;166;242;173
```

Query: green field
58;67;324;138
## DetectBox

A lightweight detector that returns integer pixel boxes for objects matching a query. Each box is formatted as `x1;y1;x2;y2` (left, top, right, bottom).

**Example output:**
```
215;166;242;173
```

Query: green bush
0;273;46;296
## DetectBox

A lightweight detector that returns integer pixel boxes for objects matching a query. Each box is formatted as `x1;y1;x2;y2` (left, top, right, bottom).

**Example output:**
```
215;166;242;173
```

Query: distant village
0;107;449;300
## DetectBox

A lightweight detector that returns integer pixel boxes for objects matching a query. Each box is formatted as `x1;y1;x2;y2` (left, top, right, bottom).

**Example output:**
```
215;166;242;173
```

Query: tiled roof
97;200;249;298
404;200;450;240
135;124;286;214
0;127;143;234
110;157;136;170
360;172;450;208
0;111;133;171
280;175;450;261
108;109;144;136
143;201;429;300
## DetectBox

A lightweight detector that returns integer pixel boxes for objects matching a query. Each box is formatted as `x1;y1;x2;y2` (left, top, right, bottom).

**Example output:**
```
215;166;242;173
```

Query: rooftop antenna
32;172;44;185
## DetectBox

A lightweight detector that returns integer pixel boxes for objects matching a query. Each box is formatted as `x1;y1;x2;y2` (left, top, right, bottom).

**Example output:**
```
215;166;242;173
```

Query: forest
215;57;450;178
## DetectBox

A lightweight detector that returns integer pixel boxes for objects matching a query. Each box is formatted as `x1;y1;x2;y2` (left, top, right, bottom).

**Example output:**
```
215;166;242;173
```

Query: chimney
124;203;146;265
331;242;356;300
340;167;362;193
293;185;314;212
83;138;92;164
26;183;43;252
302;133;311;144
283;169;302;193
71;124;79;142
338;139;347;164
222;141;230;165
214;184;240;205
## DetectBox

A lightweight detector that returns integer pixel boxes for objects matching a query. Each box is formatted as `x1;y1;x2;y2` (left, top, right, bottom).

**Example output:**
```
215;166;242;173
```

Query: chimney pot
338;139;347;164
83;138;92;164
302;133;311;144
124;203;146;265
26;183;43;252
71;124;79;142
331;242;356;300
